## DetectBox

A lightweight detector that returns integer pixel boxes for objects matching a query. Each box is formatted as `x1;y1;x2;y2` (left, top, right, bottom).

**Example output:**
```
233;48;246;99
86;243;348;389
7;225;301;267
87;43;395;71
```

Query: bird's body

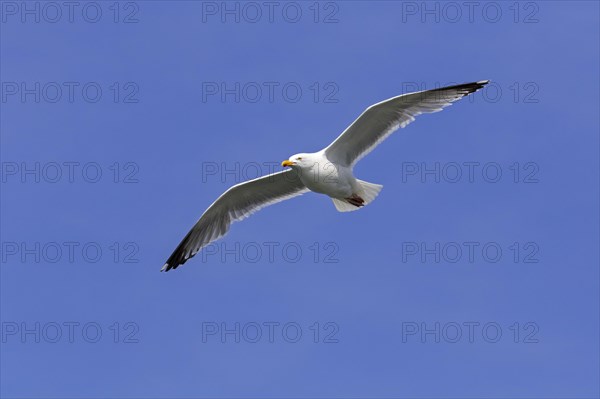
292;152;353;196
162;80;490;271
284;151;381;211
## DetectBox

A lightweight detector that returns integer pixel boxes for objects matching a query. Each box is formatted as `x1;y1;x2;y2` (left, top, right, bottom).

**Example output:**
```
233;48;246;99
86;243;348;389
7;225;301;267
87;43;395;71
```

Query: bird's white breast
298;155;355;198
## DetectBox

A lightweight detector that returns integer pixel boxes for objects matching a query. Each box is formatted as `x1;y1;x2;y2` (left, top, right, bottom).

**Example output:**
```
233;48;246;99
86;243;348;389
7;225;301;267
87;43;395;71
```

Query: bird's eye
297;157;302;160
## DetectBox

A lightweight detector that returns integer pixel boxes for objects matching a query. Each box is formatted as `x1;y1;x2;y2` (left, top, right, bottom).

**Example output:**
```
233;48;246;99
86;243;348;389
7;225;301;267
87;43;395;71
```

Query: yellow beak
281;160;294;167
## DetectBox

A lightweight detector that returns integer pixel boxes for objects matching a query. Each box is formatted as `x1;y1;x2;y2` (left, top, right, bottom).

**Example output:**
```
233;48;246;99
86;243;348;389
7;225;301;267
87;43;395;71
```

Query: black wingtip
470;80;490;91
430;80;490;95
161;229;197;272
160;260;179;272
161;251;191;272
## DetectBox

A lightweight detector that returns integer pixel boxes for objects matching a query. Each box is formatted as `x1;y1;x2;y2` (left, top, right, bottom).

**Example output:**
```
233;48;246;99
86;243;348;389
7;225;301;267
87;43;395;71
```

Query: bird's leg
345;194;365;207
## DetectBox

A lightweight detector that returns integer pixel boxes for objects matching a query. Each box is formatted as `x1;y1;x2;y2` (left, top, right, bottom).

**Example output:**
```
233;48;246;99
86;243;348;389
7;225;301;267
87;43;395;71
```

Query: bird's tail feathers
332;198;361;212
331;180;383;212
356;179;383;205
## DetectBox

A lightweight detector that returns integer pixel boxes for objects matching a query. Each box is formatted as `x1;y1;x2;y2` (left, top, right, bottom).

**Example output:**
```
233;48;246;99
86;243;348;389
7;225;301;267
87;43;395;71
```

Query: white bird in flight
162;80;489;271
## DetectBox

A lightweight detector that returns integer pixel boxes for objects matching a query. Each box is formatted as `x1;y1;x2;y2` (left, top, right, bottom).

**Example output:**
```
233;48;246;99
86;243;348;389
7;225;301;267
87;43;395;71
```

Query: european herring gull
162;80;489;271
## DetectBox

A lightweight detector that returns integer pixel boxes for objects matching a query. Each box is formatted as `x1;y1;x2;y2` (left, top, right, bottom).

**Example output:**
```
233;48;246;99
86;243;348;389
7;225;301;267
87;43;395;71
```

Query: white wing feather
324;81;489;166
162;169;308;271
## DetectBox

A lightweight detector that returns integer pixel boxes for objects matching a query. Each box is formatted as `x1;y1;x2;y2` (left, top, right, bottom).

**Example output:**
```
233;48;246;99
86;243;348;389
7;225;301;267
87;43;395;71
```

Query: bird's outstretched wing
162;169;308;271
324;81;489;167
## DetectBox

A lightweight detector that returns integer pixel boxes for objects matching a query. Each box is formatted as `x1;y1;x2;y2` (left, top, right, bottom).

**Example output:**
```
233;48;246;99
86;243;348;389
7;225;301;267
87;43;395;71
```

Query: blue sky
1;1;599;398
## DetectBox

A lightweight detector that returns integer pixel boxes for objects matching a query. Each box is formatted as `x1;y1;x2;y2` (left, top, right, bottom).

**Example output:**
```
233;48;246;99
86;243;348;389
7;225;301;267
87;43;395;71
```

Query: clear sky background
1;1;599;398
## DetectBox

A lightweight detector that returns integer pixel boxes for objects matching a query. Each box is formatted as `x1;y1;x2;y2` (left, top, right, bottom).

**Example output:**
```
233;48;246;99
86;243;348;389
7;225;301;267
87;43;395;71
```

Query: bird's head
281;153;314;169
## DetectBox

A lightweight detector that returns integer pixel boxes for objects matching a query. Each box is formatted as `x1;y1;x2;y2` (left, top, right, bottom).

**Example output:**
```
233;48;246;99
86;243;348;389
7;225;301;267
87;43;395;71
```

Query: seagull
162;80;489;271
